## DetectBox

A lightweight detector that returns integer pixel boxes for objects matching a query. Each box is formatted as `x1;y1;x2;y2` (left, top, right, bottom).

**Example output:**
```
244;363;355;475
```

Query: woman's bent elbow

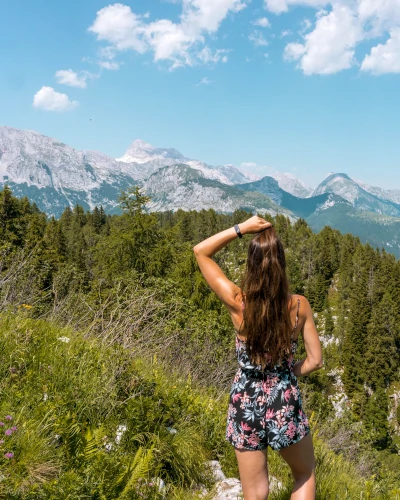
315;358;324;370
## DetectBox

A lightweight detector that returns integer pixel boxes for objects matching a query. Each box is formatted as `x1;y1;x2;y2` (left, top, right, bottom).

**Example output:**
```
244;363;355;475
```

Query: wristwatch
234;224;243;238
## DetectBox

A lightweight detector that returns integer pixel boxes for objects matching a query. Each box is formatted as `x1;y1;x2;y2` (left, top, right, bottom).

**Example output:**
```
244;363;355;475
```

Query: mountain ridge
1;126;399;257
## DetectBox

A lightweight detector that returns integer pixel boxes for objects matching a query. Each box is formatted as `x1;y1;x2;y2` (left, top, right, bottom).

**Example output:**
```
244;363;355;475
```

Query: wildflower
115;425;127;444
4;452;14;459
0;422;4;427
5;430;12;436
5;416;12;421
11;426;17;432
43;393;48;401
57;336;70;343
0;440;4;445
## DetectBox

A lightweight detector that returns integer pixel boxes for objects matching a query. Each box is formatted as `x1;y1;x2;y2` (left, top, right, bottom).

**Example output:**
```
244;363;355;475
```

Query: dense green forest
0;184;400;499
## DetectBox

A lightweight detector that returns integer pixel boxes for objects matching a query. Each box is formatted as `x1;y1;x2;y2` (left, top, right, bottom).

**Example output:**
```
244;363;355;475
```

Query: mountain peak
323;172;351;182
129;139;154;151
268;172;312;198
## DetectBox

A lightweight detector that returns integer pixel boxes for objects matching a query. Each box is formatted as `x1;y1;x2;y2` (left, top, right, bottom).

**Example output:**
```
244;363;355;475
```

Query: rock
212;478;242;500
207;460;226;482
152;477;166;492
211;474;283;499
207;460;283;499
270;476;283;491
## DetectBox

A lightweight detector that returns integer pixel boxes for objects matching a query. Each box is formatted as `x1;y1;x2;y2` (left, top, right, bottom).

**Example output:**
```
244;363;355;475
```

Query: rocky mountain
310;173;400;218
0;127;252;216
268;171;312;198
236;176;345;219
356;180;400;205
142;164;295;218
0;126;137;215
118;139;250;185
236;174;400;257
0;126;399;257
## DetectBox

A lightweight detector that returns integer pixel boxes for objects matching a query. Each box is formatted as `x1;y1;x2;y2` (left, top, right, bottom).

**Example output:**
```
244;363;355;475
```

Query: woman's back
235;296;301;374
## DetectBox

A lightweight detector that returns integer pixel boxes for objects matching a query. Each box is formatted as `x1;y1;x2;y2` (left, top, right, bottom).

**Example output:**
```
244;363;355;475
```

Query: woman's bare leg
278;433;316;500
235;448;269;500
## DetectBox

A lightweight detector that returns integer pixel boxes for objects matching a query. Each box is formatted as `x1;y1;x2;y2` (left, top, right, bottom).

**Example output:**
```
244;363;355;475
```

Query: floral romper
226;299;311;451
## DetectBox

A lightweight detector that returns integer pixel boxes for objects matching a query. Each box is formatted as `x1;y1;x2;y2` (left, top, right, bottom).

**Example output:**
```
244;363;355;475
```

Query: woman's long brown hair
239;227;293;369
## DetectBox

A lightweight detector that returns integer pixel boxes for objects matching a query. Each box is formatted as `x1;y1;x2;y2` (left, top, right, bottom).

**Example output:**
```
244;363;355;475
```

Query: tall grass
1;312;399;499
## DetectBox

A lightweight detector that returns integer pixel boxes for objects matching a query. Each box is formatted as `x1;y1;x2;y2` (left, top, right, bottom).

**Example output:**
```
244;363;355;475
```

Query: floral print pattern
226;300;311;451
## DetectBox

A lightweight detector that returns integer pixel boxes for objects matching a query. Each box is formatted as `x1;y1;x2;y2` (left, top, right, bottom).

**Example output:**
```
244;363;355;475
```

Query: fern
118;445;155;498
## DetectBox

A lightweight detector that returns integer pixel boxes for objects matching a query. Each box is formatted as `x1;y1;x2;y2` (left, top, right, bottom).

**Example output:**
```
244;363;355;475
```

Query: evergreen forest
0;184;400;499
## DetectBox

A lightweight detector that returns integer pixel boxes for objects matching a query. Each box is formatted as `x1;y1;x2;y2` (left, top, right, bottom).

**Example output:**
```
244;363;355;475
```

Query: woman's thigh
235;448;269;498
278;432;316;477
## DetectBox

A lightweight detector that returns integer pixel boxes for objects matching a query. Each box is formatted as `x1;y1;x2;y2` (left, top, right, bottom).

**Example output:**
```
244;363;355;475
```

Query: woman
193;215;323;500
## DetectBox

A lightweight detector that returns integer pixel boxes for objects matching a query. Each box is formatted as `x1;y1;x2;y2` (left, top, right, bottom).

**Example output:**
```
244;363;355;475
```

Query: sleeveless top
235;298;300;374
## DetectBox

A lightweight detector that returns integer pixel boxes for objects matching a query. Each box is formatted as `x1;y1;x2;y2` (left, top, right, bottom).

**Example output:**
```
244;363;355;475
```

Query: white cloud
299;18;312;33
88;1;248;69
55;69;88;88
284;42;306;60
358;0;400;36
281;29;292;37
241;161;258;168
249;31;269;46
33;86;78;111
253;17;271;28
284;5;363;75
277;0;400;75
197;47;229;64
264;0;327;14
361;28;400;74
196;76;212;86
98;60;120;70
88;4;147;53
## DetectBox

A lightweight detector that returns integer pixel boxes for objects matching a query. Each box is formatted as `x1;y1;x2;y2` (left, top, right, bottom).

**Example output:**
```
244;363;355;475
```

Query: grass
0;311;399;499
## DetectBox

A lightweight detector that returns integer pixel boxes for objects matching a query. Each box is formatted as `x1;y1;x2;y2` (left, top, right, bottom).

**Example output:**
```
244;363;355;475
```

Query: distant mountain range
0;126;399;257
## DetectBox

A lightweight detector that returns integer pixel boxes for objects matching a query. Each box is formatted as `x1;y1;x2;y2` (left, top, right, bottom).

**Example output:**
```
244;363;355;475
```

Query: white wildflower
115;424;127;444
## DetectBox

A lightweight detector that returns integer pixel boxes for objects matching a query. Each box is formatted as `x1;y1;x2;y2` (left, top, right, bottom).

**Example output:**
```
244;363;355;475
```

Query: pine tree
342;246;372;404
324;304;335;337
0;185;21;244
365;292;399;389
363;387;390;450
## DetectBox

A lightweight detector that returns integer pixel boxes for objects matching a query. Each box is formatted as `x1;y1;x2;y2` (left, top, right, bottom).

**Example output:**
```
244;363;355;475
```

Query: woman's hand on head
239;216;273;235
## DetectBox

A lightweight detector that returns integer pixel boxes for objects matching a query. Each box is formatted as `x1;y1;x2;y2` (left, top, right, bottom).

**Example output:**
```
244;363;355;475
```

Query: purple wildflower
5;429;12;436
0;440;4;445
4;452;14;459
5;416;12;421
11;426;17;432
0;422;4;427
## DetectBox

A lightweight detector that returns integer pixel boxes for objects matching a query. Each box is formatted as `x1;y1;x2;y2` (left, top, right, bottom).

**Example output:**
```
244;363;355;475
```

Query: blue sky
1;0;399;189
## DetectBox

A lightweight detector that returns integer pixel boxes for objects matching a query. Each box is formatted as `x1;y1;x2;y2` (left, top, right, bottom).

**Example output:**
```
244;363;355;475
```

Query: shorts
226;367;311;451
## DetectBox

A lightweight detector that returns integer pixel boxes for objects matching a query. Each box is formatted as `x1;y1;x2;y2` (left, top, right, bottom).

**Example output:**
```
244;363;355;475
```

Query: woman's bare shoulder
290;294;313;319
290;294;310;306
